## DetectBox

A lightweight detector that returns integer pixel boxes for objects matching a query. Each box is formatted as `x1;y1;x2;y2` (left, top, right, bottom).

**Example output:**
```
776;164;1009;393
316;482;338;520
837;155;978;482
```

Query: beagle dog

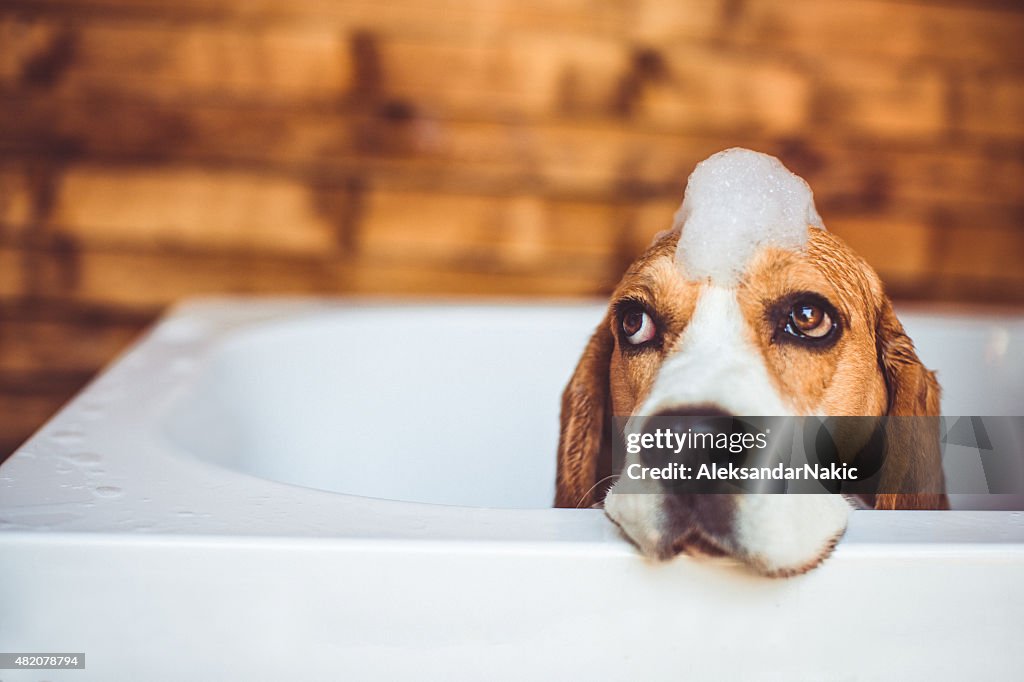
554;149;947;577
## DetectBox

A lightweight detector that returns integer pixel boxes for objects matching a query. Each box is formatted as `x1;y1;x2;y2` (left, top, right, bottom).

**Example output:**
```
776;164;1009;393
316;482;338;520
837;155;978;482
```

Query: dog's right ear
554;316;615;508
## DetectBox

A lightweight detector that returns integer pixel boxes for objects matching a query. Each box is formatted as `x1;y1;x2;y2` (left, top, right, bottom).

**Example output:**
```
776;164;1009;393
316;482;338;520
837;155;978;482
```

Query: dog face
555;152;946;577
605;229;892;421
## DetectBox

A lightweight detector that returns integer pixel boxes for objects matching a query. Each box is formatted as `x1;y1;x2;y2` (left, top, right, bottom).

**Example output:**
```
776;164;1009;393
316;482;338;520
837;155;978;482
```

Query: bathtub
1;299;1022;681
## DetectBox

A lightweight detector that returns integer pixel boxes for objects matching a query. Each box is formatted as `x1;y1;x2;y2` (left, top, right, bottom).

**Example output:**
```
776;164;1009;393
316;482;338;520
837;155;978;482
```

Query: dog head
554;149;946;577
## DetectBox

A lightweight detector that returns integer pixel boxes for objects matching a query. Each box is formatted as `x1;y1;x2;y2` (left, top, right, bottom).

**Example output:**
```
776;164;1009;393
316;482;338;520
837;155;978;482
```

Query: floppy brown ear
873;298;949;510
554;317;615;508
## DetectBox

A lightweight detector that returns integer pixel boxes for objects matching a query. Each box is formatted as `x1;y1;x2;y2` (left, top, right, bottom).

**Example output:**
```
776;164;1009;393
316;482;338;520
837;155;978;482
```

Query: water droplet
80;405;105;420
94;485;123;498
55;462;74;474
51;429;85;445
65;452;102;465
176;510;195;517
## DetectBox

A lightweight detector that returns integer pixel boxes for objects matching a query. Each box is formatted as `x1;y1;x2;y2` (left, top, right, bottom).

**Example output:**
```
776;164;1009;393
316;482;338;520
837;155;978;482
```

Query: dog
554;148;947;577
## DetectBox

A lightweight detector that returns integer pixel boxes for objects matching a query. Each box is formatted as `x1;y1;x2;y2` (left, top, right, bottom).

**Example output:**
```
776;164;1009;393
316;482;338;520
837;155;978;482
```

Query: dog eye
786;301;834;339
621;308;657;345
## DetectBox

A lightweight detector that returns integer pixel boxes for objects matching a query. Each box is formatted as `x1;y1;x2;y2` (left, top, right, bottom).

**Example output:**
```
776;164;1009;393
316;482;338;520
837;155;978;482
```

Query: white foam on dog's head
673;148;824;286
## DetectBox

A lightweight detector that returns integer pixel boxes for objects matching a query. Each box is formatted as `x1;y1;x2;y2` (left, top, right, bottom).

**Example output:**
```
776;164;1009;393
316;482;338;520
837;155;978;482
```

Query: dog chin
604;488;852;577
603;487;669;559
731;495;852;577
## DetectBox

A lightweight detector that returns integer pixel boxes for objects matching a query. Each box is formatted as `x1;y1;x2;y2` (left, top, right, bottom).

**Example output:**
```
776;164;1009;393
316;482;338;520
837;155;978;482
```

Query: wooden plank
828;216;934;281
6;0;1022;72
961;74;1024;138
336;259;613;297
0;16;353;102
0;95;362;169
6;90;1021;206
29;247;342;306
831;211;1024;303
0;248;25;297
0;95;713;190
801;146;1024;212
602;198;687;279
372;38;812;135
22;240;619;306
0;165;34;230
0;305;148;374
2;0;722;42
729;0;1024;69
49;167;343;254
616;46;810;135
358;190;625;266
1;16;813;133
934;223;1024;283
812;57;948;140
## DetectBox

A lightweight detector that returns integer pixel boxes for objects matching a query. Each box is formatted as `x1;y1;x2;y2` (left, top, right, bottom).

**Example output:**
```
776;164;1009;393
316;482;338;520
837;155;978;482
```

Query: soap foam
673;148;824;285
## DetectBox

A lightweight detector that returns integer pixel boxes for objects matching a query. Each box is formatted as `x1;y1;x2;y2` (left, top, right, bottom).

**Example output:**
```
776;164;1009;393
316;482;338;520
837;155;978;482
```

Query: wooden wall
1;0;1023;456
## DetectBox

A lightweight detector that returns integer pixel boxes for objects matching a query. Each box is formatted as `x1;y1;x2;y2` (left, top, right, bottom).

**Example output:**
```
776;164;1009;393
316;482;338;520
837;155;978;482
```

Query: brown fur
871;298;949;510
553;319;614;508
740;230;889;417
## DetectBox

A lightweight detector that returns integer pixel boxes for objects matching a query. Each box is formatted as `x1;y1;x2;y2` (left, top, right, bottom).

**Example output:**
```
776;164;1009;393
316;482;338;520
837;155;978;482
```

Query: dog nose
641;406;731;463
637;406;781;493
648;404;733;436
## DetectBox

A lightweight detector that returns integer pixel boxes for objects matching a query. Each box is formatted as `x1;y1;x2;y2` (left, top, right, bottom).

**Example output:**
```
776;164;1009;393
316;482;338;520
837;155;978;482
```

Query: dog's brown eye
622;309;656;345
789;302;832;339
773;293;841;348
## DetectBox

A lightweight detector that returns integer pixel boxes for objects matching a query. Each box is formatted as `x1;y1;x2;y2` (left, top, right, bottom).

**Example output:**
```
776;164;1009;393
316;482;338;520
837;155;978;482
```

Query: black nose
637;406;782;493
640;405;734;466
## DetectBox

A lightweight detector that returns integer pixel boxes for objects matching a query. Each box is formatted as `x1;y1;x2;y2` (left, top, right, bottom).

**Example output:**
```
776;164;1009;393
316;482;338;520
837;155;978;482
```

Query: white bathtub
1;299;1023;681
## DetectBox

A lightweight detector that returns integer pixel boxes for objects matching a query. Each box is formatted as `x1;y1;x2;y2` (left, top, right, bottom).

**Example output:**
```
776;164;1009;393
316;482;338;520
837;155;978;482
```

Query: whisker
576;474;620;509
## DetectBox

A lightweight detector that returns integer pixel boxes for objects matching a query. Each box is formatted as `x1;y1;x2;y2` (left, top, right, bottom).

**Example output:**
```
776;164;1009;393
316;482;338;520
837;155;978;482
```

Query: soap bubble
674;148;824;286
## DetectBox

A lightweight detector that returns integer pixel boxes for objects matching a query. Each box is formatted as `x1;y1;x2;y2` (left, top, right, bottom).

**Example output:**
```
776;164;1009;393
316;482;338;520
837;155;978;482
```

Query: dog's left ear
554;316;614;509
873;298;948;510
